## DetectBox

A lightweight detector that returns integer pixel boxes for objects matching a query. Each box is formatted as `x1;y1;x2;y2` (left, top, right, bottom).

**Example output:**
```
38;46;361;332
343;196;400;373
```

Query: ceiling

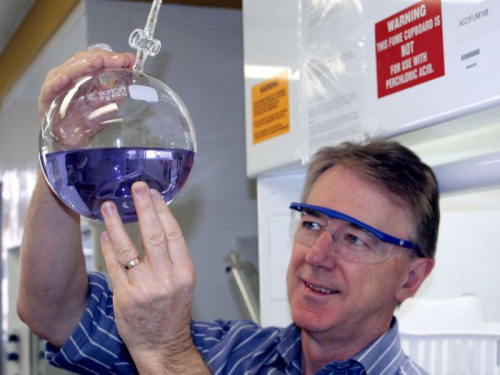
0;0;242;54
0;0;242;101
0;0;36;54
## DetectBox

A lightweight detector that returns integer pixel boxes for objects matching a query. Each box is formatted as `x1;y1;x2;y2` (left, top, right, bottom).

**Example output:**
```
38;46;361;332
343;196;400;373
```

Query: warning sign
252;71;290;144
375;0;445;98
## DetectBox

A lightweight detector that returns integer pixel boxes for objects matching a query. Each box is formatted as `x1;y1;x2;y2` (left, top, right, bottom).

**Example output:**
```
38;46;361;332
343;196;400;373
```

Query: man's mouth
303;280;339;295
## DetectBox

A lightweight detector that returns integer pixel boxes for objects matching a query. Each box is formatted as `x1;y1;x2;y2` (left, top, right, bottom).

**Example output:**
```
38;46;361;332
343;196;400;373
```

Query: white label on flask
129;85;159;102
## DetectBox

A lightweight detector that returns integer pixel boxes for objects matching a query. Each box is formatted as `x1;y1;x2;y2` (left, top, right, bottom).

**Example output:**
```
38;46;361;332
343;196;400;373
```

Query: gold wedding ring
123;257;142;270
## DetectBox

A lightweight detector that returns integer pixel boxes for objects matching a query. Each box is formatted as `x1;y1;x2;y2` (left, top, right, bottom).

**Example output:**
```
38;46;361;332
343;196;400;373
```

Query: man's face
287;165;426;341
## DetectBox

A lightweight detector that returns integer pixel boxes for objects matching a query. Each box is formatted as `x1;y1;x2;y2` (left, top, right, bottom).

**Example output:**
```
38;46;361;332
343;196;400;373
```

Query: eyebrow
303;209;379;237
303;209;322;218
349;222;379;238
349;222;366;231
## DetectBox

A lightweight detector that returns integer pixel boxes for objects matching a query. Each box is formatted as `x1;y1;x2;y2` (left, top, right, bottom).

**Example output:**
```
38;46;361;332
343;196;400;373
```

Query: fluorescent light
245;65;300;81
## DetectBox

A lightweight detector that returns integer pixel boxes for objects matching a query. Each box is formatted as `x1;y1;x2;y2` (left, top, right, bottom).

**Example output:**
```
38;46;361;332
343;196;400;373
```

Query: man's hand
39;49;136;149
100;181;211;374
39;49;135;117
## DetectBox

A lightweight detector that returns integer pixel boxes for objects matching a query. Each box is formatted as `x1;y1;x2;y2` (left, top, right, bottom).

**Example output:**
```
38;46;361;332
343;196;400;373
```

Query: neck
300;319;392;375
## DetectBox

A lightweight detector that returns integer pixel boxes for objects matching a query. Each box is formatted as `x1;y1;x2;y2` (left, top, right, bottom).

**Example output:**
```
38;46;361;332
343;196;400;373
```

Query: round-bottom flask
39;68;196;223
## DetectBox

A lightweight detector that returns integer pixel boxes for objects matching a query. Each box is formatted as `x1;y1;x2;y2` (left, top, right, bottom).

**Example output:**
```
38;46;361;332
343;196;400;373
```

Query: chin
290;302;337;333
293;316;337;334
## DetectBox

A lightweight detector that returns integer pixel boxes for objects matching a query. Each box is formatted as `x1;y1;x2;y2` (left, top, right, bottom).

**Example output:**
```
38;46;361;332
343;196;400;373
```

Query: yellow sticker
252;70;290;144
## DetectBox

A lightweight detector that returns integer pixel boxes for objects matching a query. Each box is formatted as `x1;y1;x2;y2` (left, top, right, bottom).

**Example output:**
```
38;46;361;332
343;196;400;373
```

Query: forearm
17;170;89;346
132;344;212;375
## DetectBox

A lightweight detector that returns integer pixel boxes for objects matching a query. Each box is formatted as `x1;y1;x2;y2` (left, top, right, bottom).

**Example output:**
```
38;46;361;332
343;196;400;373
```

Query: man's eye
343;231;379;252
346;233;365;246
301;221;322;231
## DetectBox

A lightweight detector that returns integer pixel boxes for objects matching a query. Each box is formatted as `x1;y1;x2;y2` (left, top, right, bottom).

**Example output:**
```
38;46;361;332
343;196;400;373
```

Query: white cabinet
243;0;500;177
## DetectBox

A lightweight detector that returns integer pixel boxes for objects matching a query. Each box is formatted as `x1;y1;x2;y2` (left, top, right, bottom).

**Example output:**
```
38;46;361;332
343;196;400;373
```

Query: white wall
419;189;500;321
0;0;255;331
257;106;500;326
393;106;500;321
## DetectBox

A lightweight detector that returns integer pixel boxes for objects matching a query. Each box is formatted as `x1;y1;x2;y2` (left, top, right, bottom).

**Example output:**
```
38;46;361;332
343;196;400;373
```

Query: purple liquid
41;147;195;223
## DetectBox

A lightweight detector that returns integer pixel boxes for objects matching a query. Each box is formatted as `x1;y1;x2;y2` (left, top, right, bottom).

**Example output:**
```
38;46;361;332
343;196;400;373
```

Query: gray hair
302;140;439;258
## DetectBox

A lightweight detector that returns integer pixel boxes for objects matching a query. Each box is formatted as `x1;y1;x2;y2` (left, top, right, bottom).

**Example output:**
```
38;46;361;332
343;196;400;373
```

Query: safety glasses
290;202;424;264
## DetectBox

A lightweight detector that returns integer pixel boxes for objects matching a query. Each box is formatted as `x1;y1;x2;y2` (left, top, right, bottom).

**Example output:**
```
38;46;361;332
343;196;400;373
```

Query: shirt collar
352;317;406;374
265;324;302;368
271;318;405;374
276;324;302;362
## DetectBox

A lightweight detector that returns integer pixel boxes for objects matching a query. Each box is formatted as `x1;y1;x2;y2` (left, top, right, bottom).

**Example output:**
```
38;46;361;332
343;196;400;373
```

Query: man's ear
395;257;434;304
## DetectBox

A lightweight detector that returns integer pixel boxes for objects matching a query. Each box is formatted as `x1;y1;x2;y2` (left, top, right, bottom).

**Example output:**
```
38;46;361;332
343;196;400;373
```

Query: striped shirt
46;272;428;374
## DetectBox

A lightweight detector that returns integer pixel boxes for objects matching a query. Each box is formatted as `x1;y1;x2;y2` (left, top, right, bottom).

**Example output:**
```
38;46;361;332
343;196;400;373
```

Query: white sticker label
128;85;159;102
456;37;488;78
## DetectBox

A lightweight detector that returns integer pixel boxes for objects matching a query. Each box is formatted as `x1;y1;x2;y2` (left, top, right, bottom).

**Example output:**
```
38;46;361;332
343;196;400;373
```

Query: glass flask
39;0;196;223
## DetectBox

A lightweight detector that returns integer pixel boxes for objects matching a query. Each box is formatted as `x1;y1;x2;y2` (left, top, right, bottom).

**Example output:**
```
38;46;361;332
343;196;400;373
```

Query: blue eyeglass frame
289;202;425;258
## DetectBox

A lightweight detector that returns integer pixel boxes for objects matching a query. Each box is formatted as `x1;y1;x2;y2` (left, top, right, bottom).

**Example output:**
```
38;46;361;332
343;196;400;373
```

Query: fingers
100;231;128;287
100;201;142;273
39;54;104;116
100;182;192;282
38;49;136;117
132;182;173;268
149;189;192;267
38;72;71;118
131;182;192;271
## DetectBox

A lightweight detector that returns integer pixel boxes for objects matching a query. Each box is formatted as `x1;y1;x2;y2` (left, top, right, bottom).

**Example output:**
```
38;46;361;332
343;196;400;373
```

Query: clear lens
290;209;393;264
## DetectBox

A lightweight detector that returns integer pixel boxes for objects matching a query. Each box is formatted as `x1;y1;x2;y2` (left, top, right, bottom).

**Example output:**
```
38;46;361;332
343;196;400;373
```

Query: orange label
252;71;290;144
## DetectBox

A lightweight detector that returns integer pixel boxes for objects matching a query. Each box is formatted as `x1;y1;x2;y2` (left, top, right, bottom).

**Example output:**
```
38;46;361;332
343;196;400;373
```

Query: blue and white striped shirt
46;272;428;374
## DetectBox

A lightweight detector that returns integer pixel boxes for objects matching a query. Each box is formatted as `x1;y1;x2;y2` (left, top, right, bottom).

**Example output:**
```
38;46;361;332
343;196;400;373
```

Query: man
18;49;438;374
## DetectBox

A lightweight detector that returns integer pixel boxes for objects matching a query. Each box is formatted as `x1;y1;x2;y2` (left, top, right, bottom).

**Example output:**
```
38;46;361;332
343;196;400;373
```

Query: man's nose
304;230;337;269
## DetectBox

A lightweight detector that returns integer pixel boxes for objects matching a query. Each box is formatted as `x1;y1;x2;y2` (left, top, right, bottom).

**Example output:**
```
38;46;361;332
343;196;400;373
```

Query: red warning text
375;0;445;98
